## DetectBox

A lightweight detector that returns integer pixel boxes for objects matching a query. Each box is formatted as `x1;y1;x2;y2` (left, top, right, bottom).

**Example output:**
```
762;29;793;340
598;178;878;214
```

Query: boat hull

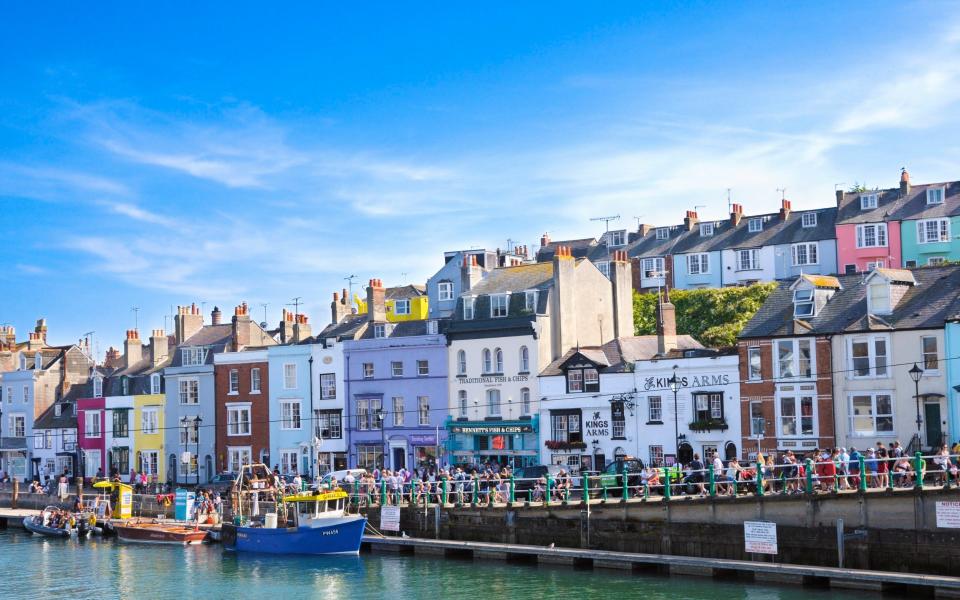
23;517;74;538
222;516;366;555
115;524;208;545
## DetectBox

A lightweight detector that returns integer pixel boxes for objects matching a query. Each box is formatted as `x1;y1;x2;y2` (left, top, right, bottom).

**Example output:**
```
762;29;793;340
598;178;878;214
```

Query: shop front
445;418;539;468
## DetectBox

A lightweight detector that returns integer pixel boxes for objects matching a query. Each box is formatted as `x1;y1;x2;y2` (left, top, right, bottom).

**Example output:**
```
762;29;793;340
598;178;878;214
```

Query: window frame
736;248;760;271
855;223;888;248
699;222;714;236
848;392;895;437
393;299;411;316
848;334;890;379
226;403;252;436
314;409;342;439
250;368;261;394
319;373;336;399
490;294;509;318
280;400;302;430
486;389;502;417
437;281;454;302
642;257;665;278
860;194;878;209
283;363;297;390
921;335;939;372
791;242;819;266
775;385;817;438
519;346;530;373
774;338;814;380
926;187;945;205
917;218;951;244
362;363;374;379
417;360;429;376
747;347;762;381
801;212;817;228
524;290;539;312
457;390;468;418
141;408;158;435
229;369;240;394
418;396;430;426
457;350;467;376
463;296;475;320
391;361;404;377
656;227;669;240
648;395;662;423
150;373;161;395
748;218;762;233
178;377;199;404
687;253;709;275
392;397;404;426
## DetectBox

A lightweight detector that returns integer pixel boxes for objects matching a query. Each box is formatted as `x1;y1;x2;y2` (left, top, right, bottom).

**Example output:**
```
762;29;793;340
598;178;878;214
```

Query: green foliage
633;283;777;347
848;182;869;193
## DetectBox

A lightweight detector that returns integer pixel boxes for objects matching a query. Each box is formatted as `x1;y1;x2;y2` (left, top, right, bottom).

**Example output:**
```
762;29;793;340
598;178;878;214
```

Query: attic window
802;213;817;228
463;297;475;320
656;228;669;240
35;353;42;369
860;194;878;210
490;294;509;318
394;299;411;316
699;222;714;237
793;289;815;318
867;280;891;314
54;404;61;417
927;188;945;205
374;324;386;338
748;218;762;232
609;230;625;247
427;320;439;335
524;290;539;311
438;281;454;301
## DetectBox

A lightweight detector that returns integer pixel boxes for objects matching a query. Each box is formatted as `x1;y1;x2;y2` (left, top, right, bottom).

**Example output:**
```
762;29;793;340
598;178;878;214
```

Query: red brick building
214;349;270;473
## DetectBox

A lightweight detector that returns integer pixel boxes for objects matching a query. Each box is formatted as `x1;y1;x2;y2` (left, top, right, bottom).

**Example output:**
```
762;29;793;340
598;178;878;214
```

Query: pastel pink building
834;186;903;273
77;396;106;479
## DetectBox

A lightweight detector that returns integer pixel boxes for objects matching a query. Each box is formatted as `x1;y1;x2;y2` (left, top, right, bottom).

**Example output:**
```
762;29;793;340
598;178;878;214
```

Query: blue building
946;319;960;448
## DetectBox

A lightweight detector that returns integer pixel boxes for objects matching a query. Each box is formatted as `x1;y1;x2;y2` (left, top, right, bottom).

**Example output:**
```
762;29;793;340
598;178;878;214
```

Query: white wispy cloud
97;200;176;227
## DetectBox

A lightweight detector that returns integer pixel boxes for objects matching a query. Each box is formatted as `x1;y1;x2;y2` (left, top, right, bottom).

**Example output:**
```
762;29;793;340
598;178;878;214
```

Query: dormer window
566;367;600;393
748;218;763;232
927;188;945;205
867;280;891;315
656;228;669;240
490;294;509;318
19;354;26;370
394;299;410;316
463;296;475;320
427;320;438;335
609;230;625;247
181;347;208;366
699;222;714;237
793;289;815;318
802;213;817;228
54;404;61;417
374;324;386;338
860;194;878;209
34;353;43;370
93;376;103;398
524;290;539;312
595;261;610;278
151;373;162;394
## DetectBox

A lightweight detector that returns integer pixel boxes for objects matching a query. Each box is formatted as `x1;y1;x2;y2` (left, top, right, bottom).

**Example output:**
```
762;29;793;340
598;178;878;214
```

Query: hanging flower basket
688;419;729;433
544;440;587;451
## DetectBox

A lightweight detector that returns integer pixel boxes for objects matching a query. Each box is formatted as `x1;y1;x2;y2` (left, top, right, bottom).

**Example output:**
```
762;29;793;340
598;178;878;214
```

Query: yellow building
354;284;428;322
133;394;165;486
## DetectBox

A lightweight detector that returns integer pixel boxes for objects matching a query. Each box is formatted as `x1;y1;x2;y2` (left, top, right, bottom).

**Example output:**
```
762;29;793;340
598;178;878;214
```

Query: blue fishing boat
221;464;367;555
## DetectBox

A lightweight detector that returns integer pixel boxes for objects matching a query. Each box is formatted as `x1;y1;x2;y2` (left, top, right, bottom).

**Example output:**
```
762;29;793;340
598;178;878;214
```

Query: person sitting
893;457;912;487
725;458;742;496
683;454;706;496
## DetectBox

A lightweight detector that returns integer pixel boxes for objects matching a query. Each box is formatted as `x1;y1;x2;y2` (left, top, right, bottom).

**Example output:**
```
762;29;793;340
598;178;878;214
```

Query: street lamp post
909;363;924;438
194;415;202;486
376;408;386;471
668;370;681;462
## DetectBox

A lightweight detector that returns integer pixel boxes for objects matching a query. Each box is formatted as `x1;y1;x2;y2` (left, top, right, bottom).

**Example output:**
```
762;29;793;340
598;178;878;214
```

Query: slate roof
34;401;77;430
386;285;427;300
170;324;233;366
315;314;368;342
356;319;436;340
739;265;960;339
540;335;705;376
468;262;555;296
536;238;597;261
893;181;960;220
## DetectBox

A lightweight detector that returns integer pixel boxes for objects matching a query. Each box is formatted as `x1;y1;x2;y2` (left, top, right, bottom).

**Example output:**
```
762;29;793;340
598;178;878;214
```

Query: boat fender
88;514;97;527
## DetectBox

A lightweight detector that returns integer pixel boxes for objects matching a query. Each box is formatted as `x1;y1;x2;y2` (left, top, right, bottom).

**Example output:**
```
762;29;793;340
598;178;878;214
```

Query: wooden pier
361;534;960;598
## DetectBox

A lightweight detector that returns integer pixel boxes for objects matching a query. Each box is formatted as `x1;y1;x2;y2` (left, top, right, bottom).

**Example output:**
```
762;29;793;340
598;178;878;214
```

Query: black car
512;465;570;501
206;473;237;495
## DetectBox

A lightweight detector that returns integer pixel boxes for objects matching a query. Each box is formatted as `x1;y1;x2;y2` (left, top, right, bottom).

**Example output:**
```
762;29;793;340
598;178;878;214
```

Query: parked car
585;458;646;497
317;468;366;490
207;472;237;495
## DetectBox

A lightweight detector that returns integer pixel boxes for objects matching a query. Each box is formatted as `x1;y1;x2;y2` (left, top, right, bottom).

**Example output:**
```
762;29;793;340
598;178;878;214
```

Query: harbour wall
362;489;960;576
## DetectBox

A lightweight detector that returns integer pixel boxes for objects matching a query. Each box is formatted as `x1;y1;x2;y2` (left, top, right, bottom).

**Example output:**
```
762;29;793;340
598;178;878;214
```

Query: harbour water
0;530;871;599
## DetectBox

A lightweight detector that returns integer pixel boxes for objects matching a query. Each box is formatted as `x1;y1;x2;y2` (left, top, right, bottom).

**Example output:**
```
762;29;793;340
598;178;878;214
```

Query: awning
56;452;75;457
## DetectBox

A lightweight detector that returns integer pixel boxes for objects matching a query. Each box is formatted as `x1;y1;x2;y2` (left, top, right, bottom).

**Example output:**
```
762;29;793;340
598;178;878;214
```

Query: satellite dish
260;321;269;329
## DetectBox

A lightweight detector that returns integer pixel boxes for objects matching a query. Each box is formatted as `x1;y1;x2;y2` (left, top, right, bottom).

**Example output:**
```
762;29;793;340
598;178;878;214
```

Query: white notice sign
744;521;778;554
936;502;960;528
380;505;401;532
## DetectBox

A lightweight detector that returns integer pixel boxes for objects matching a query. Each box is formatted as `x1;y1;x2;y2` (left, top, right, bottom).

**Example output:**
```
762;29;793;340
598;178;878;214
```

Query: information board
380;505;401;532
744;520;778;554
936;501;960;528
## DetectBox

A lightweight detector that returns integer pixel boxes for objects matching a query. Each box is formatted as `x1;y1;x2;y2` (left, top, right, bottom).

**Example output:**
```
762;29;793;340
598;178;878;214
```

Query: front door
925;403;942;449
593;453;606;471
392;447;406;470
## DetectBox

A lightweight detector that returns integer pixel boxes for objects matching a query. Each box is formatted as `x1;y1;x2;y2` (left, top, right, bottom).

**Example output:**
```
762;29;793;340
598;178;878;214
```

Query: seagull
402;531;410;539
547;543;555;549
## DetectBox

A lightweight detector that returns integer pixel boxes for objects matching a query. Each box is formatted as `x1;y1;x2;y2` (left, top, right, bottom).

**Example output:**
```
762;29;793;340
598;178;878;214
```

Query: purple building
344;280;448;471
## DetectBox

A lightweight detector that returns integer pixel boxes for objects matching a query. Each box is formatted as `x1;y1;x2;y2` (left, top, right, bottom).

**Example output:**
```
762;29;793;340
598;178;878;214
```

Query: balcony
688;418;729;433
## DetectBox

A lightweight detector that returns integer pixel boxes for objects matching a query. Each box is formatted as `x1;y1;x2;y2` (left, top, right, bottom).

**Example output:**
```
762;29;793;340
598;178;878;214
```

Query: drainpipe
345;350;352;468
308;354;315;479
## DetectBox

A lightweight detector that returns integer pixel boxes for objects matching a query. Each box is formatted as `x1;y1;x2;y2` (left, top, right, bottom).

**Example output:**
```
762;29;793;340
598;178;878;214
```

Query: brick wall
214;361;270;472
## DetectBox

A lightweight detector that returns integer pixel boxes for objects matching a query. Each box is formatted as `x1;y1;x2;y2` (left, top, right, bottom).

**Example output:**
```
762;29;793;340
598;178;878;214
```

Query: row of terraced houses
1;169;960;484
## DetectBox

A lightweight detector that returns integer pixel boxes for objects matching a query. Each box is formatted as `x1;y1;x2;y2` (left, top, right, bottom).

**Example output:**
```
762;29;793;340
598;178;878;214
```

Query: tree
633;283;777;347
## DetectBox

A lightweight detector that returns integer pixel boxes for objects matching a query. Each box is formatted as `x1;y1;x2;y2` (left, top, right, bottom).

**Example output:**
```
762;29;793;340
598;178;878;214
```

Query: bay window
777;386;815;437
775;339;813;379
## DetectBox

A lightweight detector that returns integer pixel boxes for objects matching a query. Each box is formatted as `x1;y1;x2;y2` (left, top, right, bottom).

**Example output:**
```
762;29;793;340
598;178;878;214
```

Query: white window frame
700;222;714;236
11;414;25;437
418;396;430;426
928;257;946;266
394;299;411;315
319;373;336;399
92;377;102;398
457;350;467;376
519;346;530;373
250;368;261;394
227;446;252;473
458;390;468;418
687;253;709;275
417;360;429;376
178;378;199;404
656;227;669;240
847;334;890;378
393;397;404;426
438;282;454;302
141;450;159;477
482;348;492;374
856;223;888;248
525;290;539;312
494;348;504;373
848;392;895;437
463;296;475;320
917;218;951;244
141;408;158;435
921;335;939;372
748;218;762;232
374;323;386;338
748;347;762;381
391;361;404;377
775;385;817;438
362;363;374;379
490;294;509;318
180;347;207;366
737;249;759;271
866;260;885;271
283;363;297;389
793;289;814;318
791;242;819;266
280;400;302;430
642;257;665;278
927;187;945;205
774;338;814;380
521;388;531;416
486;389;501;417
279;449;299;475
801;212;817;228
648;396;662;422
229;369;239;394
226;403;252;436
150;373;161;395
595;261;610;278
609;230;625;247
860;194;878;210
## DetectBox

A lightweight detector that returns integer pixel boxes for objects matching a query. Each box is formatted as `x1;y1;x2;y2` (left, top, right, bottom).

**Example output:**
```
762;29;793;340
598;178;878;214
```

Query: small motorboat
221;464;366;555
114;521;208;545
23;506;92;538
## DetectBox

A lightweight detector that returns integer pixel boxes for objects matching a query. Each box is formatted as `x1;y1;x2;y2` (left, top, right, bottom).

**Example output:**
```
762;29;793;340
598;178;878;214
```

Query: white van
317;468;366;490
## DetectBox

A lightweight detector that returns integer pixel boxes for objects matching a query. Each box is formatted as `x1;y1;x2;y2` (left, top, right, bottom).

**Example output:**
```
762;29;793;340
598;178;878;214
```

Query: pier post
805;459;813;495
663;468;671;500
914;452;923;489
708;464;715;497
546;476;552;506
510;476;515;504
858;457;866;493
756;461;764;497
441;479;448;506
621;468;628;501
12;478;18;509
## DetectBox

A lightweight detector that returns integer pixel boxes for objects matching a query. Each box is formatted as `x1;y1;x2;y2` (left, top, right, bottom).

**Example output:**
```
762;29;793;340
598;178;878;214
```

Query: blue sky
2;3;960;352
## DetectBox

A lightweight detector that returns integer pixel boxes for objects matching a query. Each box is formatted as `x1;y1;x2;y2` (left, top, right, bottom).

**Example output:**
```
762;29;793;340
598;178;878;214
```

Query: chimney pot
900;167;911;196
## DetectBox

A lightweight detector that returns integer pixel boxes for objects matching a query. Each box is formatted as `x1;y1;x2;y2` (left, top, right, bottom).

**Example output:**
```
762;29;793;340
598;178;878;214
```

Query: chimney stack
540;232;551;247
637;223;652;238
836;189;844;207
779;199;792;221
611;250;634;338
900;167;911;197
730;203;744;227
34;318;47;345
211;306;222;325
293;313;312;343
0;325;14;351
150;329;168;366
232;303;253;350
104;346;122;369
27;332;44;351
124;329;142;369
656;289;677;355
174;303;204;344
683;210;699;231
366;279;387;323
552;245;577;358
331;290;351;325
461;254;483;293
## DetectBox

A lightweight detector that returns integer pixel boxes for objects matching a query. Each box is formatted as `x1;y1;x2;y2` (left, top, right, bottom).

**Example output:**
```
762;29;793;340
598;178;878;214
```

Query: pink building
834;185;903;273
77;396;106;479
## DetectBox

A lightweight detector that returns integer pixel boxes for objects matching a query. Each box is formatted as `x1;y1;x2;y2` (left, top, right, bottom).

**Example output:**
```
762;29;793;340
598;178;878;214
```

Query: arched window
519;346;530;373
458;390;468;418
520;388;531;416
151;373;162;395
482;349;492;374
487;389;501;417
457;350;467;376
494;348;503;373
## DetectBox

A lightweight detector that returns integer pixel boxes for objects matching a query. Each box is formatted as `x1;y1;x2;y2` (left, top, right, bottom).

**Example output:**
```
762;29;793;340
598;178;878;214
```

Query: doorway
392;447;406;471
678;443;693;465
593;453;606;471
925;403;943;449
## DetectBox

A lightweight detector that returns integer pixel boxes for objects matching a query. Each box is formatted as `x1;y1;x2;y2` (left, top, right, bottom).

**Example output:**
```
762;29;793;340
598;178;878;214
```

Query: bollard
708;463;716;497
12;478;18;509
546;475;553;506
621;468;628;501
510;476;516;504
756;461;764;497
805;458;814;495
663;468;671;500
914;452;923;489
858;456;867;492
